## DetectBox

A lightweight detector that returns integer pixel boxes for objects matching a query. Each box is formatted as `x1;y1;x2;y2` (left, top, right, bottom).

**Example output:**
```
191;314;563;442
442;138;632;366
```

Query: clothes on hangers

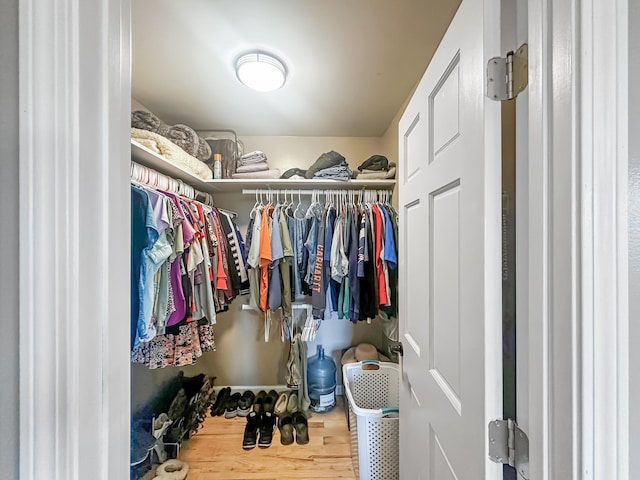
243;189;399;326
130;182;247;369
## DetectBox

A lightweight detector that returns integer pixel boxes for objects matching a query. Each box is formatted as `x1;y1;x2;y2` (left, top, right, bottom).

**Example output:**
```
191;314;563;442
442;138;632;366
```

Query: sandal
278;414;294;445
292;411;309;445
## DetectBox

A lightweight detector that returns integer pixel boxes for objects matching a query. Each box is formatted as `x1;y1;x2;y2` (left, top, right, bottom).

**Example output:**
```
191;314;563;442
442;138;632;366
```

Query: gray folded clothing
131;110;163;133
305;150;347;179
357;154;389;172
235;161;269;173
239;151;268;165
231;169;281;179
313;164;353;181
356;166;396;179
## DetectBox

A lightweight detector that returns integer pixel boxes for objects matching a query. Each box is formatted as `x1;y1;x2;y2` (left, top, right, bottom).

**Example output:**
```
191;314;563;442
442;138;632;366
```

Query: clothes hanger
294;189;305;219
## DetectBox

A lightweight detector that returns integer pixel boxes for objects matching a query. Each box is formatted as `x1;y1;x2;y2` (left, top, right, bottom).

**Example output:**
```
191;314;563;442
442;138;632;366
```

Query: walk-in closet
128;1;457;479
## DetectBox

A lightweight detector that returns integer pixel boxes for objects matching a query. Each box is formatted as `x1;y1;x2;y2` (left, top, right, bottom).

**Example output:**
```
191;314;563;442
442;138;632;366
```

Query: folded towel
235;161;269;173
131;128;213;180
231;169;281;179
238;151;268;166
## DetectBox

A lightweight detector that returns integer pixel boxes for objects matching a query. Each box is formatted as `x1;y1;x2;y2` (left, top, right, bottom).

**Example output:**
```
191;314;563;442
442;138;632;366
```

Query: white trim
526;0;582;478
19;0;130;478
579;0;629;478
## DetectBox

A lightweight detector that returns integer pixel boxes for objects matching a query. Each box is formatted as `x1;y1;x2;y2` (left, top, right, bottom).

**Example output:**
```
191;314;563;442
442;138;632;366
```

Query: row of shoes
242;389;309;449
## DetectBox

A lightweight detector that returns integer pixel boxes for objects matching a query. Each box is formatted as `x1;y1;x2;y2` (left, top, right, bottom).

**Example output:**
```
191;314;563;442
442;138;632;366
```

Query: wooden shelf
131;139;396;194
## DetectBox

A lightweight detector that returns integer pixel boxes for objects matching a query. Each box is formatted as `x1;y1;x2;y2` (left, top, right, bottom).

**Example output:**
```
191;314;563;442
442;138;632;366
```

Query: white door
398;0;503;478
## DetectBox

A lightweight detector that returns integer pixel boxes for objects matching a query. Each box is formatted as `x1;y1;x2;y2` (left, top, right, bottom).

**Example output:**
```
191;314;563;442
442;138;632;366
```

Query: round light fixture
235;51;287;92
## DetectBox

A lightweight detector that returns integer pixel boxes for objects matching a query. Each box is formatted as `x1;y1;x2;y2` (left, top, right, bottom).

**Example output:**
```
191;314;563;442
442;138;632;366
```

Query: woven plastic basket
343;360;400;480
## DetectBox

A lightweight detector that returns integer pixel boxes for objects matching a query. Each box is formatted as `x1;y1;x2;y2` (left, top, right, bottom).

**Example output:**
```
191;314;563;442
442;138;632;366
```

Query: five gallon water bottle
307;345;337;412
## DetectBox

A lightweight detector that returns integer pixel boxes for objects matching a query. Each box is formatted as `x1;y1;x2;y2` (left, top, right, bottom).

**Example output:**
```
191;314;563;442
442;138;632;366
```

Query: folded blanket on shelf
131;110;212;163
131;128;213;180
238;150;267;166
235;161;269;173
231;169;281;179
164;124;200;157
313;164;353;181
131;110;164;133
355;166;397;179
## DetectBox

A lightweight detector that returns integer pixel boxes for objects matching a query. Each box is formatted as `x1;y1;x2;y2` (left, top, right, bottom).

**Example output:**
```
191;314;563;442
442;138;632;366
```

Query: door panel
430;182;462;412
431;54;461;160
398;0;502;478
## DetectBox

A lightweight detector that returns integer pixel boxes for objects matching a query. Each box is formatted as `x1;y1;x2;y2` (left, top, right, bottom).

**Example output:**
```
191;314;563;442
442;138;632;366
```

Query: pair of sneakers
211;388;256;418
242;390;278;449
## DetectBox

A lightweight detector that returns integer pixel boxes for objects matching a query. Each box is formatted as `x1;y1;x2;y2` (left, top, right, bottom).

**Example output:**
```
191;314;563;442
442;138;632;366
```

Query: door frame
18;0;131;478
525;0;629;478
16;1;630;479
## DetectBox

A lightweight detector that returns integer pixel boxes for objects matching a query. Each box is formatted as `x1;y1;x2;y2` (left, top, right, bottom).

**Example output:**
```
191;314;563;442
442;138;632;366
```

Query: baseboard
220;384;345;396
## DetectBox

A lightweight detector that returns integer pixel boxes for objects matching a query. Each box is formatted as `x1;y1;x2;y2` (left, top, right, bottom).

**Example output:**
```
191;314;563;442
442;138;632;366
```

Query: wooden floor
178;396;357;480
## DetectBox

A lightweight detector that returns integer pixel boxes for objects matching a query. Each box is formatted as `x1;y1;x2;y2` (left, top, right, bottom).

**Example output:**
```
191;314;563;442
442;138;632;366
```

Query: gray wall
629;0;639;475
0;0;20;477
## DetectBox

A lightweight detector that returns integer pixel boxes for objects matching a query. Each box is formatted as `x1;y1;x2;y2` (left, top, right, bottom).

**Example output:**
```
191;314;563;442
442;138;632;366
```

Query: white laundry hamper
343;360;400;480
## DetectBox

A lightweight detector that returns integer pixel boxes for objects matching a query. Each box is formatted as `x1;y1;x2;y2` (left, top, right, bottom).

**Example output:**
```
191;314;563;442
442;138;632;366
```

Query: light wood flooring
178;396;357;480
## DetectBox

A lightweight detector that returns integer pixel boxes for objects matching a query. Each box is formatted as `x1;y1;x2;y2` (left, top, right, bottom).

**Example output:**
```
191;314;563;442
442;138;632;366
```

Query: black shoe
242;411;260;450
263;389;278;414
253;390;267;415
237;390;256;417
210;387;230;416
258;411;276;448
224;392;242;419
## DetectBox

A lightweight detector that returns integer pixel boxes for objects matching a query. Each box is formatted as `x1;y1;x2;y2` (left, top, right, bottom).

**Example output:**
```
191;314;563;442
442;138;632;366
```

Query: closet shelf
131;139;396;193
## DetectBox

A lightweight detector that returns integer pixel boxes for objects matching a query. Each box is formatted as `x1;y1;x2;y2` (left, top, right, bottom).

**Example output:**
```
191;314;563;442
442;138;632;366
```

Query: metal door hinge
487;43;528;101
488;418;529;479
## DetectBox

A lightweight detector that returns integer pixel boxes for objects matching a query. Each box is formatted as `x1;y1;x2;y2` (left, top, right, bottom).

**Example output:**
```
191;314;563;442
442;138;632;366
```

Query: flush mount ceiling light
235;51;287;92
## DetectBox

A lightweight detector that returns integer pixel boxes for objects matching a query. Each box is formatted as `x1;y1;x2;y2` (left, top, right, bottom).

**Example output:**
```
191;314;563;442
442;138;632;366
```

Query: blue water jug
307;345;337;412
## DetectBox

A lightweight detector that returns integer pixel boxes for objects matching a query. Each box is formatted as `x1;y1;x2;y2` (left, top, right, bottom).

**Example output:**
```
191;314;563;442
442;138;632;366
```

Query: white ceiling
131;0;460;137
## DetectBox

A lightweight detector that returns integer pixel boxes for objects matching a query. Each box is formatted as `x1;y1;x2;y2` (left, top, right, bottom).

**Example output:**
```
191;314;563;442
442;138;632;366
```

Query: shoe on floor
253;390;267;415
274;391;289;416
263;389;278;414
210;387;230;416
278;414;294;445
292;411;309;445
224;392;242;419
242;411;261;450
258;411;276;448
237;390;256;417
286;391;299;414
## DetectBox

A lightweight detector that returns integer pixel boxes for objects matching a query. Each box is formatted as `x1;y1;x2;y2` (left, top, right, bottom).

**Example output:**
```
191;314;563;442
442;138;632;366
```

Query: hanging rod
241;304;312;311
241;188;390;195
